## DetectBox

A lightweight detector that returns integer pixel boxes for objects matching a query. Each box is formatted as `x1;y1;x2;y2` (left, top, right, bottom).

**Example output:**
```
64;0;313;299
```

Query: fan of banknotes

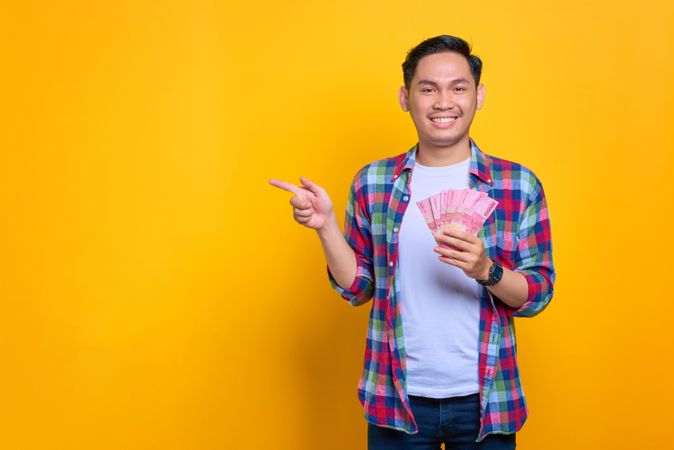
416;189;498;247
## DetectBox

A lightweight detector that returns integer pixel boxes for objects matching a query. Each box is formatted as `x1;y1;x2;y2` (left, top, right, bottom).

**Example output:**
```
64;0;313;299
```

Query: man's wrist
477;258;493;281
316;214;340;239
477;258;504;286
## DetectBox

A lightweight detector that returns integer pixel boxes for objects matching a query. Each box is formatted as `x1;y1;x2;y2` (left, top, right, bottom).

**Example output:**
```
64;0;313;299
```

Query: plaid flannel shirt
327;139;555;442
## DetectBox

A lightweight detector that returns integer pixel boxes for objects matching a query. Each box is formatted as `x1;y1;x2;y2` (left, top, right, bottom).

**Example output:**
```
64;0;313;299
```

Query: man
270;35;555;449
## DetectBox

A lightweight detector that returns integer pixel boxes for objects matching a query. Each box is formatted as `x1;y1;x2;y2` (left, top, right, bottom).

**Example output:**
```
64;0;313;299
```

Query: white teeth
432;117;457;123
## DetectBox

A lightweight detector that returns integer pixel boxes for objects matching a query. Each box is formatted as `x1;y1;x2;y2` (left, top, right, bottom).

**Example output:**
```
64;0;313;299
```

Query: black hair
402;35;482;89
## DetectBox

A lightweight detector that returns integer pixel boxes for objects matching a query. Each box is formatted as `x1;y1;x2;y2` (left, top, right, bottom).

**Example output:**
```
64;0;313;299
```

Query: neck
416;138;471;167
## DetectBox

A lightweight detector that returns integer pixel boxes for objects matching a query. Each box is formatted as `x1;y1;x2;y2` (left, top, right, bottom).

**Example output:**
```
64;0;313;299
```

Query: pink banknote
416;198;437;233
415;188;498;250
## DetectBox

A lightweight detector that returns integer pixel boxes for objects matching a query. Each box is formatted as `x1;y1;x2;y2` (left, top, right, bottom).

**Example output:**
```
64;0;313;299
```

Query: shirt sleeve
327;172;375;306
507;177;556;318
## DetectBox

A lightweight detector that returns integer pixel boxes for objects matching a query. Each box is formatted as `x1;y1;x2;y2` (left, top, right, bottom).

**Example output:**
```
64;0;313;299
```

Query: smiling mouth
431;117;457;124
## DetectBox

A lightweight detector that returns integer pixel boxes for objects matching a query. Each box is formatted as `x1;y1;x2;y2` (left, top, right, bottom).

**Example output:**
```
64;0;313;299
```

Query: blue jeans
367;393;516;450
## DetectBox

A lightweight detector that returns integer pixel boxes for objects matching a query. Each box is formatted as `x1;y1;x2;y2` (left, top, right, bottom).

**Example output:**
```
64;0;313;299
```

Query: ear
476;84;485;110
398;86;409;112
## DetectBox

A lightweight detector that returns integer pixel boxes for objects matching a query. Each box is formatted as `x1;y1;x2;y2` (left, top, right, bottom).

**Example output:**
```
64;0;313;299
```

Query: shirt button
393;226;399;233
388;261;393;267
403;196;409;202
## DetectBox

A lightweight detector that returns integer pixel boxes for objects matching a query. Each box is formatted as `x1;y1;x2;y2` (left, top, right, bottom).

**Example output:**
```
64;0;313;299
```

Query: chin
427;134;467;149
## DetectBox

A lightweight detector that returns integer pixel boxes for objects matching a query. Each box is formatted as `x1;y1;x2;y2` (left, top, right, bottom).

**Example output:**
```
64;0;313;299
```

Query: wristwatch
477;259;504;286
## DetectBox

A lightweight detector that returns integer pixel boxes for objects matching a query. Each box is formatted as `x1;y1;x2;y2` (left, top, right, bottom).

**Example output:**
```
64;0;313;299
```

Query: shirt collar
391;138;493;186
468;139;494;186
391;144;417;181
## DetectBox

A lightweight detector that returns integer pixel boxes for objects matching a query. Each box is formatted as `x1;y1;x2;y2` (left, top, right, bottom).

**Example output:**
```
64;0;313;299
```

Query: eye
421;87;434;94
454;86;467;92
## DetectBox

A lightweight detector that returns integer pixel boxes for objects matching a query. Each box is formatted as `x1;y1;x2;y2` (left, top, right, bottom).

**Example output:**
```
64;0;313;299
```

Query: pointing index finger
269;178;301;195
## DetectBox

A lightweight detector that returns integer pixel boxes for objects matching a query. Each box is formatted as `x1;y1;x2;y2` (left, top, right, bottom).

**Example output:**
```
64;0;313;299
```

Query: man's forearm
316;215;357;289
484;263;529;309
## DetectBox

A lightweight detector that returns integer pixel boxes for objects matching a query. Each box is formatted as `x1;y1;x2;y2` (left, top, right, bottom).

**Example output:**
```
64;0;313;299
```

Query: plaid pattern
327;139;555;442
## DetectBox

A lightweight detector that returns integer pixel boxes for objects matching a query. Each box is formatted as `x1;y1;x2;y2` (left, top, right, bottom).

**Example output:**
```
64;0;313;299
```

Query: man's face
399;51;485;150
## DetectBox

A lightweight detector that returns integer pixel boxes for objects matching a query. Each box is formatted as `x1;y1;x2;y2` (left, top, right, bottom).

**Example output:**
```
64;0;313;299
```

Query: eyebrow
416;78;471;86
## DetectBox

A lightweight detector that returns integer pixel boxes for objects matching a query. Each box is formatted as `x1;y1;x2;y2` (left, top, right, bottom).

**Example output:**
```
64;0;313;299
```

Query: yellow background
1;1;673;449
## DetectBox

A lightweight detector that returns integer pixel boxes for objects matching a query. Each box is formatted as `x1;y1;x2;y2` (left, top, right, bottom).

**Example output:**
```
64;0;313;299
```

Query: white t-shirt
398;155;481;398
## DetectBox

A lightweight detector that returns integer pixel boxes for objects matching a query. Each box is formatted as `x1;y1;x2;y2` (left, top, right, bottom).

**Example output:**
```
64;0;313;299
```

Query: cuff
327;263;374;306
508;269;553;318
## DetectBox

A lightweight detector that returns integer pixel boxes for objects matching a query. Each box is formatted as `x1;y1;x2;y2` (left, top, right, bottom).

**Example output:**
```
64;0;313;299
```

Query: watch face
478;261;502;286
492;261;503;284
494;263;503;280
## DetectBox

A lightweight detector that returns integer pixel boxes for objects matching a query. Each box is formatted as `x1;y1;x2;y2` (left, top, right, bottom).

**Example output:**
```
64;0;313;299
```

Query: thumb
299;176;324;196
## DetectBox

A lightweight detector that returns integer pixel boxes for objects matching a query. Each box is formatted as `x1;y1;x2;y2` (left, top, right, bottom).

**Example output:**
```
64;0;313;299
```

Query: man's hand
433;226;492;280
269;176;359;292
269;176;335;231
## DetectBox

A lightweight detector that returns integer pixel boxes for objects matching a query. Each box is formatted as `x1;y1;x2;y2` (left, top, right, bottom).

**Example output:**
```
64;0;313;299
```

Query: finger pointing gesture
269;177;334;230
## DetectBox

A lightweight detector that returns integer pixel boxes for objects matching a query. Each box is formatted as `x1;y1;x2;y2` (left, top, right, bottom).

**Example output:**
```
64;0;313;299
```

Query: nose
433;89;453;109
